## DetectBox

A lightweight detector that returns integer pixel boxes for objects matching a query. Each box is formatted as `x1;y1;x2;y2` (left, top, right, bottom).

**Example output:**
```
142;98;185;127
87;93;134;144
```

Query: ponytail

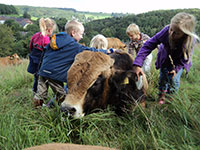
39;18;57;36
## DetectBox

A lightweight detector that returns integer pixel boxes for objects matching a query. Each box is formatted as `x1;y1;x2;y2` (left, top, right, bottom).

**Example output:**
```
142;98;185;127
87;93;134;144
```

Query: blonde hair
39;18;57;36
126;23;140;35
171;12;199;62
65;20;84;35
90;34;108;49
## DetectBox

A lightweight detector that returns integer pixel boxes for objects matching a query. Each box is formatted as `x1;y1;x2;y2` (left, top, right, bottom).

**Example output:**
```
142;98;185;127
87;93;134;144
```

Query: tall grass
0;45;200;150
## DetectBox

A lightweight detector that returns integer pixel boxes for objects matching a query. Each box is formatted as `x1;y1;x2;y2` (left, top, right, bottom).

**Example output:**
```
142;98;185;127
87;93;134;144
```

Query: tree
54;18;68;32
23;11;31;19
25;24;40;36
0;24;15;57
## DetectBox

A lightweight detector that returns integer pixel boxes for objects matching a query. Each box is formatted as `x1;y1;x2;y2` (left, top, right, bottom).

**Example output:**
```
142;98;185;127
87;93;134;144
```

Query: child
90;34;108;49
33;20;114;107
27;18;57;94
132;12;199;104
126;23;153;75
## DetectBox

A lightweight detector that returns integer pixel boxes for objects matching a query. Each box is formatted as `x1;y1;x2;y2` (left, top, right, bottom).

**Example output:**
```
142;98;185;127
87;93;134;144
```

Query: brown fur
65;51;114;105
24;143;116;150
61;51;148;117
107;38;127;51
0;53;22;66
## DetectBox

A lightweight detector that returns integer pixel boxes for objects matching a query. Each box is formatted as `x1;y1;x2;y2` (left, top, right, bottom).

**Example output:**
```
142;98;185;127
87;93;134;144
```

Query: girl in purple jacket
133;12;199;104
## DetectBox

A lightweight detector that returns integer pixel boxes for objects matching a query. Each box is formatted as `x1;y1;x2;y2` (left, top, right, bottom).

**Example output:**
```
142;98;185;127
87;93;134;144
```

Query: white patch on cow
73;104;85;118
135;75;143;90
61;101;85;119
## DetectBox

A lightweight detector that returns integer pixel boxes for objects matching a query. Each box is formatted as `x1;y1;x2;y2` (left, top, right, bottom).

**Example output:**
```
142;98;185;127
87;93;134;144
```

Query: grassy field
0;45;200;150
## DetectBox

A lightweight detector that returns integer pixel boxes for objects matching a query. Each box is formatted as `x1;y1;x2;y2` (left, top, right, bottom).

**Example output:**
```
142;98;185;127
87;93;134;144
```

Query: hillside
15;5;127;22
81;8;200;45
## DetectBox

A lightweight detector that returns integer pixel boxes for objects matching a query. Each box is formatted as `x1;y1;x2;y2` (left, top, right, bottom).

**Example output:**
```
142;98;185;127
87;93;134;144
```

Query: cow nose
60;105;76;116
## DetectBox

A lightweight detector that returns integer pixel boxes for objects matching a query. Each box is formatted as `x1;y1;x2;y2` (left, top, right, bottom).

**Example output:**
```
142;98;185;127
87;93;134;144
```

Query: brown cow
107;38;127;51
0;53;22;66
25;143;116;150
60;51;148;118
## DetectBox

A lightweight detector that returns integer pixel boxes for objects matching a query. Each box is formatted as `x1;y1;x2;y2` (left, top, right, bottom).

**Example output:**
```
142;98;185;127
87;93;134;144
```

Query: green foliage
25;23;40;35
0;3;18;15
15;5;113;23
81;8;200;45
23;11;31;19
4;19;23;33
54;18;68;32
0;24;15;57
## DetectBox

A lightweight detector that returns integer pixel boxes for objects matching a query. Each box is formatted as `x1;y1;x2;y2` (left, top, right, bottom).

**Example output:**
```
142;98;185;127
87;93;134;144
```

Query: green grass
0;45;200;150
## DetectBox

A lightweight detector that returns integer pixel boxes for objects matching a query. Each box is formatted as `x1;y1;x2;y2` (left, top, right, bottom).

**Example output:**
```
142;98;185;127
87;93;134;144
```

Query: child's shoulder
33;32;42;37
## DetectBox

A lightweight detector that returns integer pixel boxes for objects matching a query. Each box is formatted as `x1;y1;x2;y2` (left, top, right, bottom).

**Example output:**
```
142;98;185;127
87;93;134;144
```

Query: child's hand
107;48;116;54
133;65;143;81
168;70;176;79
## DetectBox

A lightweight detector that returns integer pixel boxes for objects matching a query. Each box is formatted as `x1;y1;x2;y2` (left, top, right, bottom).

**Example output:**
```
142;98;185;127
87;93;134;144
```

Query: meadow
0;45;200;150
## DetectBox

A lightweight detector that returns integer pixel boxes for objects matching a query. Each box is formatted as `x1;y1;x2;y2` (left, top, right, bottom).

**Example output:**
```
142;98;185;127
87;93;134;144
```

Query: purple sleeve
133;25;170;67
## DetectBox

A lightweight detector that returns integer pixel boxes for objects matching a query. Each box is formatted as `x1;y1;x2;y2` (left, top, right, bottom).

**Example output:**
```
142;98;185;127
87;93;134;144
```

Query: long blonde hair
39;18;57;36
171;12;199;62
90;34;108;49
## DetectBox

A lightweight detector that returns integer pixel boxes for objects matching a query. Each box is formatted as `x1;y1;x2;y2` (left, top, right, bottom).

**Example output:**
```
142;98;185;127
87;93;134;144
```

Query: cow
107;38;127;51
0;53;22;66
60;51;148;118
25;143;116;150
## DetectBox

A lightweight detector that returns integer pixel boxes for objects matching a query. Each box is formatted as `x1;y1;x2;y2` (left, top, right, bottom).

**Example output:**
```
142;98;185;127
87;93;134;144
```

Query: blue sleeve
78;44;108;54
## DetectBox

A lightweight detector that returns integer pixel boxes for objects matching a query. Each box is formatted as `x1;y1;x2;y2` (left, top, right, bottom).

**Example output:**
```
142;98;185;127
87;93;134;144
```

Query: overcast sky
1;0;199;14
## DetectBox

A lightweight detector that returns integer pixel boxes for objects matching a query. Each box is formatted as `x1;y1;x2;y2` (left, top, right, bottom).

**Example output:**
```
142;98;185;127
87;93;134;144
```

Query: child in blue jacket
33;20;114;107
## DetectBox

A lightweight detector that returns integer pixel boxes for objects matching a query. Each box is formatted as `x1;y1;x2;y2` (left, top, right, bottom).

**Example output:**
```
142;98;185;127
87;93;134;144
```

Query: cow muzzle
60;102;85;118
60;105;76;116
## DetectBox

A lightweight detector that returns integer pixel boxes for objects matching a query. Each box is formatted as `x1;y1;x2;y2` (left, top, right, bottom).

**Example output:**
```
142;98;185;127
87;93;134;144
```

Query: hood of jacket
50;32;74;50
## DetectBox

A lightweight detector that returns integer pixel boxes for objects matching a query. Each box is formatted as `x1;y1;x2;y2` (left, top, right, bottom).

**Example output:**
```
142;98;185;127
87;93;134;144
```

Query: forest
0;4;200;57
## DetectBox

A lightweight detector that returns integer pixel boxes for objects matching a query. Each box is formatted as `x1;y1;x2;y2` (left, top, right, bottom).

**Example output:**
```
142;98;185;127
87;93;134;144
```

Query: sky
0;0;199;14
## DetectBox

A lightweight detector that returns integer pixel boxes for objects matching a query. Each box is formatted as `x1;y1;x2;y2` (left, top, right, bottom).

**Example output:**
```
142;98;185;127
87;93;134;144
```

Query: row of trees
81;9;200;45
0;8;200;58
0;17;68;57
0;4;18;15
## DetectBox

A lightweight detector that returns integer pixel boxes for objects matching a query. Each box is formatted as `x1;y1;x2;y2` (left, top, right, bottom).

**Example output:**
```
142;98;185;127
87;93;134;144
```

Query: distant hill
81;8;200;45
15;5;128;22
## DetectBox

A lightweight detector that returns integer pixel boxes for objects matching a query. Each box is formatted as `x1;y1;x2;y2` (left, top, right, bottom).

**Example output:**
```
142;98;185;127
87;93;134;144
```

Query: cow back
107;38;127;51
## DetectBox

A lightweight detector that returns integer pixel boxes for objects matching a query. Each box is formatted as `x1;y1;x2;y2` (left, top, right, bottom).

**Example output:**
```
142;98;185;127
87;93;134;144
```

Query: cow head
0;53;22;66
61;51;147;118
9;53;22;65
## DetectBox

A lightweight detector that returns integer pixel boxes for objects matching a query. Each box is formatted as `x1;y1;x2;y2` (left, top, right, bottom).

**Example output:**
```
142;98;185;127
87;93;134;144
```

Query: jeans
158;67;183;94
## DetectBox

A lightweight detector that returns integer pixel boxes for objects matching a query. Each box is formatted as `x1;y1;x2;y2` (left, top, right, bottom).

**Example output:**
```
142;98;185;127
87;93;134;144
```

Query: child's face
72;26;85;42
169;23;185;41
128;32;139;41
